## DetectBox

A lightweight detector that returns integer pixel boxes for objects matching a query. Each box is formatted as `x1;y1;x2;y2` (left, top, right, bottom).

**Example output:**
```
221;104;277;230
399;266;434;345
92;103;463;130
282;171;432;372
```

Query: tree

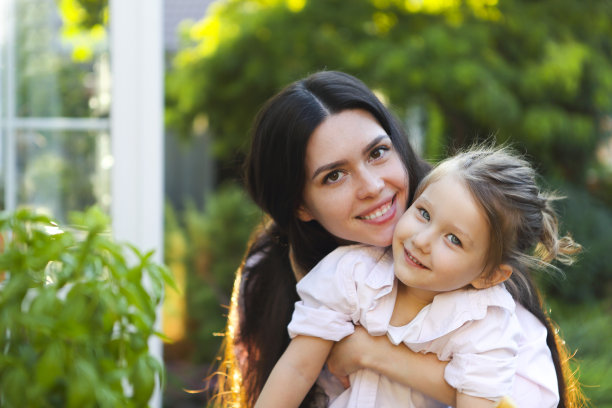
166;0;612;183
165;4;612;404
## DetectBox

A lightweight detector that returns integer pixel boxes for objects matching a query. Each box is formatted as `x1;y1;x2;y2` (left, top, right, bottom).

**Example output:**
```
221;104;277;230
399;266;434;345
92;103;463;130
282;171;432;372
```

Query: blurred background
2;0;612;406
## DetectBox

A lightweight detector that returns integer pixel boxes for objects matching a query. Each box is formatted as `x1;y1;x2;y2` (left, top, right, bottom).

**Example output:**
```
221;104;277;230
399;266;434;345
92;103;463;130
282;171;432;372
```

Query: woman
214;71;579;407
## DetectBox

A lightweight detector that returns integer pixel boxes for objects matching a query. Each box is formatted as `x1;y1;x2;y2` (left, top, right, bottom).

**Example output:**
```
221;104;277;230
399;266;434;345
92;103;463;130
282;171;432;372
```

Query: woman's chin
362;235;393;248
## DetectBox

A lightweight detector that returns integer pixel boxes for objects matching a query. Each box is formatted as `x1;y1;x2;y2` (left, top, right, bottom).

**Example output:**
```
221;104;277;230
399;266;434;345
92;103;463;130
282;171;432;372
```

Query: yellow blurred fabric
495;396;518;408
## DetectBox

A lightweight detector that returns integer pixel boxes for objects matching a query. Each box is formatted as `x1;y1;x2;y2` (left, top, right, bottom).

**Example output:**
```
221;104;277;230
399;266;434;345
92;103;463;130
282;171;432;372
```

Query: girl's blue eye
419;208;430;221
448;234;462;246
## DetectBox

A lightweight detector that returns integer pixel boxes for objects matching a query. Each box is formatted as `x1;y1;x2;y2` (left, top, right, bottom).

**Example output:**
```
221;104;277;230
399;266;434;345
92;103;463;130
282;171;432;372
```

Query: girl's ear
471;264;513;289
296;205;314;222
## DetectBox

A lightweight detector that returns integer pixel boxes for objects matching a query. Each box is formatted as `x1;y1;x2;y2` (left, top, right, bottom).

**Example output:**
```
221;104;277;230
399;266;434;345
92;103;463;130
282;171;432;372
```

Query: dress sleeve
287;247;365;342
443;307;521;400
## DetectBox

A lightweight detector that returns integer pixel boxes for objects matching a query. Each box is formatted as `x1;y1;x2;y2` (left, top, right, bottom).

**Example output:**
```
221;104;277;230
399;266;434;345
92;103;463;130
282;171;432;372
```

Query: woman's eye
323;170;344;184
419;208;430;221
369;146;389;161
448;234;462;247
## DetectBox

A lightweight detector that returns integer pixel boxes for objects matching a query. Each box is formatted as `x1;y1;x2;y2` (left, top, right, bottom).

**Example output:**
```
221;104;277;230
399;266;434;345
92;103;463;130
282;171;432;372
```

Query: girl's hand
327;326;375;388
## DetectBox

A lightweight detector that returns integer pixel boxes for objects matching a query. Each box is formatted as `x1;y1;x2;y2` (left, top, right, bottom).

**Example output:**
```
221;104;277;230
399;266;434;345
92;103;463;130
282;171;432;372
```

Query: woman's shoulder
329;243;388;259
319;244;389;269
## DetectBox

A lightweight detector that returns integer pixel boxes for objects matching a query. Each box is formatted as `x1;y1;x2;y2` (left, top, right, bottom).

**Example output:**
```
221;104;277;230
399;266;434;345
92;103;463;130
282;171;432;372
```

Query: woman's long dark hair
213;71;429;407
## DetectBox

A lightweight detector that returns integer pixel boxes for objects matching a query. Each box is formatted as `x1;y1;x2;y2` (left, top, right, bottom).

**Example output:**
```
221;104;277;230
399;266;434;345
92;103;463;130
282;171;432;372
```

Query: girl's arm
327;326;456;406
254;335;333;408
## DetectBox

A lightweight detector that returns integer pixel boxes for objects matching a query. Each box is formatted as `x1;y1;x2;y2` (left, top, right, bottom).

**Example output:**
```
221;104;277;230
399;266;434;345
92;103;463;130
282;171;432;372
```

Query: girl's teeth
362;201;391;220
408;254;422;266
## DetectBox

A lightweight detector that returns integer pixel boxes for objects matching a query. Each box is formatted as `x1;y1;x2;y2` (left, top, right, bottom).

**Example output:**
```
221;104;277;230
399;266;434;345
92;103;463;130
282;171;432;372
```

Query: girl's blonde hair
417;145;587;407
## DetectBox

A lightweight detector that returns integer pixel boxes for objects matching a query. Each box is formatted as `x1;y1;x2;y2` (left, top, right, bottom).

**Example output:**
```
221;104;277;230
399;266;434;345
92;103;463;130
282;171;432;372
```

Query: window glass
15;0;109;118
16;128;111;220
1;0;110;221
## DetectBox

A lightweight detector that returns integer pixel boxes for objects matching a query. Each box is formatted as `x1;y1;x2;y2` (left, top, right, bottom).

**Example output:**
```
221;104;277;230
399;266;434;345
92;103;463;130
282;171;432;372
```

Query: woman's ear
471;264;513;289
296;205;314;222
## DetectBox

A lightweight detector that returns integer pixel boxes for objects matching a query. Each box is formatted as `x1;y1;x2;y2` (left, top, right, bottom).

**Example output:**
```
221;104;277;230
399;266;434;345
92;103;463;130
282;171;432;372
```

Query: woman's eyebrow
311;135;390;180
362;135;389;155
312;160;346;180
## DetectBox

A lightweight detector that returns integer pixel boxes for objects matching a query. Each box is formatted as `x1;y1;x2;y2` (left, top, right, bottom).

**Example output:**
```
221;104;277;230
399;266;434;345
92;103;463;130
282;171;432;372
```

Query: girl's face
392;174;492;301
298;109;409;248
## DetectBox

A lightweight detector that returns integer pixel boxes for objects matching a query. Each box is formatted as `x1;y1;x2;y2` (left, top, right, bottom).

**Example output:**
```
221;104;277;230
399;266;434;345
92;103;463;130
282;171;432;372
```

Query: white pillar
109;1;164;406
1;0;17;213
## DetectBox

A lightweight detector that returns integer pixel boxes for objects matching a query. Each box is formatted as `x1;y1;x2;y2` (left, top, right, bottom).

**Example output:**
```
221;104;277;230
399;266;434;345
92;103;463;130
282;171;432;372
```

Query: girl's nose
412;229;431;254
356;170;384;199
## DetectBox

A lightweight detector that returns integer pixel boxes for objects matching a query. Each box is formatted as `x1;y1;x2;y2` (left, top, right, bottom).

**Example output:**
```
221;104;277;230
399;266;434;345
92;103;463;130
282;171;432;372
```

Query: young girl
254;146;581;408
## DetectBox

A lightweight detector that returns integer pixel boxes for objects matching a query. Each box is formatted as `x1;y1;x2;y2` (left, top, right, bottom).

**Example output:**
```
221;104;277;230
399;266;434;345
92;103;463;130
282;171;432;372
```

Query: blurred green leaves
56;0;108;62
163;2;612;404
166;0;612;182
0;207;175;407
164;182;260;364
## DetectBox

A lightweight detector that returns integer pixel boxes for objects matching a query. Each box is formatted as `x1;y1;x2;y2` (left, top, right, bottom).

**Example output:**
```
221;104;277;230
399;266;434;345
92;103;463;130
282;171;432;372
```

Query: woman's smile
357;196;396;222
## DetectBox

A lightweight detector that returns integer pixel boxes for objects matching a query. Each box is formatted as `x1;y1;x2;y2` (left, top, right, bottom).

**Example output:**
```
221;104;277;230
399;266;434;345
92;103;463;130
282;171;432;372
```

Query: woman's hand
327;326;376;388
327;326;456;406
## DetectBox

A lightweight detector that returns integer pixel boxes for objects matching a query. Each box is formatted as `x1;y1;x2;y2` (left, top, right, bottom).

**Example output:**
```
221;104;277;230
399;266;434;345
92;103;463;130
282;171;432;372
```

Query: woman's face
297;109;409;247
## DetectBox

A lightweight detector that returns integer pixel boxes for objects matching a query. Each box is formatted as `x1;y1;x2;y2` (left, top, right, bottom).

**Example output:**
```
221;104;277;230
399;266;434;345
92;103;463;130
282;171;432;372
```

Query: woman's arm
255;335;333;408
326;326;456;406
456;393;498;408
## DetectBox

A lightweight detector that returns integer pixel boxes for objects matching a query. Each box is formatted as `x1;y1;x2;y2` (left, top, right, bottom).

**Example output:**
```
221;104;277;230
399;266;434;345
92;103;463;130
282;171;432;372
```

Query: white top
287;245;559;408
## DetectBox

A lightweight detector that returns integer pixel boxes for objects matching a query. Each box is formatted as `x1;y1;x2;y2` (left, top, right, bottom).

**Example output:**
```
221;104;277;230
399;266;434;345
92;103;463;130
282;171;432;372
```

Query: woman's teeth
361;201;392;220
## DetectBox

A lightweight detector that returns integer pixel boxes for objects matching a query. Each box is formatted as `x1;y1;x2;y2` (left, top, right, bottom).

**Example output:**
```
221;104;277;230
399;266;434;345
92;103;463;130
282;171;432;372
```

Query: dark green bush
164;182;260;364
537;183;612;302
548;299;612;408
0;207;175;408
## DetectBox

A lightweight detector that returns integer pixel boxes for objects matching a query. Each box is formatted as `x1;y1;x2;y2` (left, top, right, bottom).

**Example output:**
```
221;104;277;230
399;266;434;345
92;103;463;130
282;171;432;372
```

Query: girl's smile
401;247;428;269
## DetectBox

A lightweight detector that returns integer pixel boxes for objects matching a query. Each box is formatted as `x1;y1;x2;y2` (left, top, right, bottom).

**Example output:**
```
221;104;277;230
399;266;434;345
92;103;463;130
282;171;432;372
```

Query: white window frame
110;1;164;407
1;1;164;406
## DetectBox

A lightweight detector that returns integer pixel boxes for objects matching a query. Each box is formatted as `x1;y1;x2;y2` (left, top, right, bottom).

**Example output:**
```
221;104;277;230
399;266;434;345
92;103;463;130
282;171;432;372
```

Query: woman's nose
356;170;384;199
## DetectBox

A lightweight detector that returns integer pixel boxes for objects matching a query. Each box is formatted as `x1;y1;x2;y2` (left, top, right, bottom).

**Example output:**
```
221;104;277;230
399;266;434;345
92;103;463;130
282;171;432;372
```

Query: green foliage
535;182;612;302
0;207;175;408
56;0;109;62
166;0;612;184
164;183;260;363
165;0;612;310
57;0;108;29
548;299;612;407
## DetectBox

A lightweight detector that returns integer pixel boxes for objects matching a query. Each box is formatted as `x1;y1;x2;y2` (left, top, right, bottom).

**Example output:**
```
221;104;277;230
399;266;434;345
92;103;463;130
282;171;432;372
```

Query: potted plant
0;207;175;407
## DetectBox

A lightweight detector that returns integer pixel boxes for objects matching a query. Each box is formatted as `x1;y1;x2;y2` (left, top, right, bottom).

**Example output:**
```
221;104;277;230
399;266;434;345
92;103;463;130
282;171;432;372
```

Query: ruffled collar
382;283;515;345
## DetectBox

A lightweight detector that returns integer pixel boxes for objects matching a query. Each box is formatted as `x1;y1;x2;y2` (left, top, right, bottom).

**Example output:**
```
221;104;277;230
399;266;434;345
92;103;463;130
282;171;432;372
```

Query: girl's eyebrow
311;135;389;180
